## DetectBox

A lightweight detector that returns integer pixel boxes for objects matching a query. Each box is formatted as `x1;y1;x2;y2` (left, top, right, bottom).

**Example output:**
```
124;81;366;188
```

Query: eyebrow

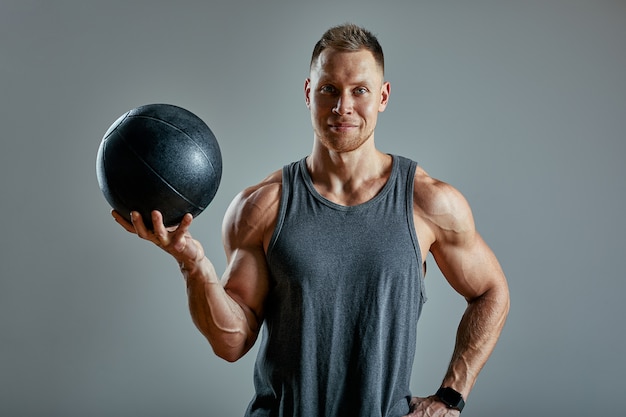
316;77;376;88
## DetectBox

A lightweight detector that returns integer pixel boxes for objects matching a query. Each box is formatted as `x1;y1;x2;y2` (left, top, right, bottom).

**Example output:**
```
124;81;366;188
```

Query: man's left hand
405;396;461;417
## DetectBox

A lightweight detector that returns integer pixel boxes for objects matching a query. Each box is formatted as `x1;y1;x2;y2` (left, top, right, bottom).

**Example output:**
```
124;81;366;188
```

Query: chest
268;203;422;293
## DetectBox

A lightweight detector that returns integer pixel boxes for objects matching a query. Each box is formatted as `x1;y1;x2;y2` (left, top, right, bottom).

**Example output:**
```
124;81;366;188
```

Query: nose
332;93;354;115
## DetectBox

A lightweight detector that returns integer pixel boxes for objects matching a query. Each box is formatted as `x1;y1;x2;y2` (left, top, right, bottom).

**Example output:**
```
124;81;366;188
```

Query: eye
354;87;369;95
320;85;337;95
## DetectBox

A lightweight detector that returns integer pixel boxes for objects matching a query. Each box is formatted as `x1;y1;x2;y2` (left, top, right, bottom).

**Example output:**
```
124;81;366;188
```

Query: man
113;23;509;417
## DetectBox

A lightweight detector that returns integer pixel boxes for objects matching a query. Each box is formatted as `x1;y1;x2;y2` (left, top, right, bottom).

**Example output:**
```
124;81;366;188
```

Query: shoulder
412;166;475;244
223;169;283;250
234;169;282;211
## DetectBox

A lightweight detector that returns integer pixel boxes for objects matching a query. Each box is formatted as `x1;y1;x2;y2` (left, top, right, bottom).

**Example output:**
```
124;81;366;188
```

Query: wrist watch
435;387;465;412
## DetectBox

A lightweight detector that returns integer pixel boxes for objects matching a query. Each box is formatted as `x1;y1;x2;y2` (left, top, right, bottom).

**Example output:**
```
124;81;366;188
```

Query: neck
306;141;392;206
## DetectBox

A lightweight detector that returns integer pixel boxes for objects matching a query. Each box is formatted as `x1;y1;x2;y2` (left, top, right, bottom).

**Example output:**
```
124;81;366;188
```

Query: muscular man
113;23;509;417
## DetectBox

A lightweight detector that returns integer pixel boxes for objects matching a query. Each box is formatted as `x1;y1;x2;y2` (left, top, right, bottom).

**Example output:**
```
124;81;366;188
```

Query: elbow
211;344;245;363
215;349;244;363
469;281;510;323
492;281;511;326
500;280;511;315
209;333;253;363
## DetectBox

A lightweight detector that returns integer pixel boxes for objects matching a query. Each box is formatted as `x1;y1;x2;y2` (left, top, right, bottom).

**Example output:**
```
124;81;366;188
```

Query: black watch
435;387;465;412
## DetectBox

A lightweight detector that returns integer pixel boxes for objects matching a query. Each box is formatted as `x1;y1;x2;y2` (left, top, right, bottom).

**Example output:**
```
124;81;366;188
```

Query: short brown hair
310;23;384;73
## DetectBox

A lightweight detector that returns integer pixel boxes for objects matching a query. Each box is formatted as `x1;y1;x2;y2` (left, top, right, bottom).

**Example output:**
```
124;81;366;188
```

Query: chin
319;137;362;153
322;131;375;153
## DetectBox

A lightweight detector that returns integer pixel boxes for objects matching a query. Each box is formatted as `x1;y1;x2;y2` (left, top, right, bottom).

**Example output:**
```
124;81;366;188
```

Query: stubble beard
316;125;375;154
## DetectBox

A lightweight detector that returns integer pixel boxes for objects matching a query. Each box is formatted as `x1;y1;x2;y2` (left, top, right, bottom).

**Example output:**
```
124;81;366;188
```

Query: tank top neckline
297;154;398;212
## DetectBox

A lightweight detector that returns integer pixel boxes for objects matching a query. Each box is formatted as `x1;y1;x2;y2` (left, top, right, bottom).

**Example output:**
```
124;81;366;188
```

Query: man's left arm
410;181;510;415
433;229;510;399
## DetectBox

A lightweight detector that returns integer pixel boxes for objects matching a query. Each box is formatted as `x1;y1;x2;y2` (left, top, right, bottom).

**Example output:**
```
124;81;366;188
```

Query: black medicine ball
96;103;222;229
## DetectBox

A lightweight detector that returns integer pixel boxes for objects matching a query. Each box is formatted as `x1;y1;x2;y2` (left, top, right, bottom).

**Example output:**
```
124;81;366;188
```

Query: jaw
312;127;377;158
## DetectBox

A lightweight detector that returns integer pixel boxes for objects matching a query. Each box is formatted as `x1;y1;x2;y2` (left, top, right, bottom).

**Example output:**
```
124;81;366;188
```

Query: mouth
329;122;358;131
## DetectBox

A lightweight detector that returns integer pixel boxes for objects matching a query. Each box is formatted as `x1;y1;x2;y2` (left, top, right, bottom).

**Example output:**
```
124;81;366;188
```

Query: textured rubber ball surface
96;103;222;230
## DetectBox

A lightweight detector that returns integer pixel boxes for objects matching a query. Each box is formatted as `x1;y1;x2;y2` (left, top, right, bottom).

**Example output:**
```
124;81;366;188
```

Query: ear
379;81;390;112
304;78;312;109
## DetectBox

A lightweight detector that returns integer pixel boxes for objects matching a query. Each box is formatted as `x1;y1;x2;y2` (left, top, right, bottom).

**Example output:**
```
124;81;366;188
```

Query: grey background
1;1;624;416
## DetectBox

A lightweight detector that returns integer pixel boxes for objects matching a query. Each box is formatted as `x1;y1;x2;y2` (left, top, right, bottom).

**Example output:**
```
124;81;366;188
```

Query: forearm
113;210;260;361
441;286;510;398
182;256;256;362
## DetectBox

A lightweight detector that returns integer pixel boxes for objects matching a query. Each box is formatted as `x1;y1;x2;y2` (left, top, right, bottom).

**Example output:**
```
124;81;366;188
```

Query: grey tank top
245;155;426;417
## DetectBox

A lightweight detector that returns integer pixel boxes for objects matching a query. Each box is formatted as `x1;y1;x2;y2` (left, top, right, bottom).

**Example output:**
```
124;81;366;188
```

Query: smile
329;123;358;130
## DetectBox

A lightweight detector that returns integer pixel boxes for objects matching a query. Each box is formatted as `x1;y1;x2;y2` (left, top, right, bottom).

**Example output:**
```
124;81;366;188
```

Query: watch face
437;387;464;408
443;388;462;403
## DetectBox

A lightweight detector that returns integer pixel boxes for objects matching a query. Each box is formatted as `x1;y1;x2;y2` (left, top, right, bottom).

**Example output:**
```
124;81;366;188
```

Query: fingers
137;211;194;253
111;210;137;233
131;211;153;240
406;396;459;417
172;213;194;253
408;397;426;413
149;210;166;240
140;211;171;249
113;209;195;254
111;209;157;241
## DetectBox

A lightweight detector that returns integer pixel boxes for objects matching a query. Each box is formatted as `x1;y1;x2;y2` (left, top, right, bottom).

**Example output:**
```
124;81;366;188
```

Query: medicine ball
96;103;222;230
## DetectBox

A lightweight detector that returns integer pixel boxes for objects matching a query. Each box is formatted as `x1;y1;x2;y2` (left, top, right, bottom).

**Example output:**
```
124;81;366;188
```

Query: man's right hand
111;210;205;272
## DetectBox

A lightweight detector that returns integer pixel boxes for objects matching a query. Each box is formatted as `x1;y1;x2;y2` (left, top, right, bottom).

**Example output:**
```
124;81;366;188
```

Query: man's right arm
112;171;281;362
184;173;281;361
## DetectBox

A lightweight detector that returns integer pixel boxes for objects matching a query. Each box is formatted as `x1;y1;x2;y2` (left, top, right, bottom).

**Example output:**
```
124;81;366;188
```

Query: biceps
432;233;506;300
223;247;271;329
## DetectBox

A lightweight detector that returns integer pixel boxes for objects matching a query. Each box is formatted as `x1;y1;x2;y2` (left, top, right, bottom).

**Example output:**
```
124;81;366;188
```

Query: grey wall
1;1;624;416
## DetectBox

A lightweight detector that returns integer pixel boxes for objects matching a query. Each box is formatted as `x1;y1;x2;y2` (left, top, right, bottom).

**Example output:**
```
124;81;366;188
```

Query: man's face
305;48;390;153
